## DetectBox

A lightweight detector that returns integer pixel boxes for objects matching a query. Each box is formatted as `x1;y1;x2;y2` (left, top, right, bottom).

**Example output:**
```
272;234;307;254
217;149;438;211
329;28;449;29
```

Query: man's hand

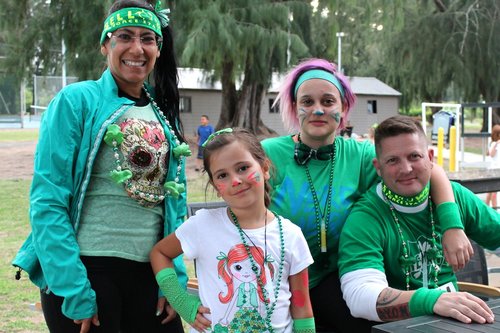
442;228;473;271
433;291;494;324
74;314;100;333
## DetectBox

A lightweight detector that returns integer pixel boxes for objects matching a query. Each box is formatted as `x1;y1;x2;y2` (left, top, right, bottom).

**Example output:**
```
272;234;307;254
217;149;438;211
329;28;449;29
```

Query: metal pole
336;32;345;73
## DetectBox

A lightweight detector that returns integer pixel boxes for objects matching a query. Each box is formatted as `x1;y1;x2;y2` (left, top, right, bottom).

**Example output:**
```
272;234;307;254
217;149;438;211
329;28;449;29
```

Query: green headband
100;7;163;44
294;69;345;99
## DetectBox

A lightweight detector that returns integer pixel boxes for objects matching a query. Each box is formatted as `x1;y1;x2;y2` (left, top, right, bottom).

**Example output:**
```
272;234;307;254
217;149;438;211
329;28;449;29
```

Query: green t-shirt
262;135;379;287
339;182;500;290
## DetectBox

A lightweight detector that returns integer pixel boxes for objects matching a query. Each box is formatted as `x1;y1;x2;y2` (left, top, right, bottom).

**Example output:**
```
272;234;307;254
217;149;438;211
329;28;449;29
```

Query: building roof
178;68;401;97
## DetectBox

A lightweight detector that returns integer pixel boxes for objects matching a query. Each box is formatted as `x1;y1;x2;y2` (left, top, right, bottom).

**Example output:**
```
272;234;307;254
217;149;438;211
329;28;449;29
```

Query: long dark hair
106;0;185;142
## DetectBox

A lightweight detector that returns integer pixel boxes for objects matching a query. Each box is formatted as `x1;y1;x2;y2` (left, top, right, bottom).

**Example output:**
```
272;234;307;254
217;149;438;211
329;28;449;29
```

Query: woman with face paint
12;1;189;332
150;128;316;333
261;58;472;332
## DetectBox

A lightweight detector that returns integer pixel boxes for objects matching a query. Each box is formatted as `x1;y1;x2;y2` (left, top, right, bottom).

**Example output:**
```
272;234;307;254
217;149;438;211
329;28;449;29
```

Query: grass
0;129;39;142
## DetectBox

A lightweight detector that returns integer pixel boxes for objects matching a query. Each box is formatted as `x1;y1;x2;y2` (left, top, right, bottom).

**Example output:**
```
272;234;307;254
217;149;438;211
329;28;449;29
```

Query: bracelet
293;317;316;333
436;202;462;232
408;288;446;317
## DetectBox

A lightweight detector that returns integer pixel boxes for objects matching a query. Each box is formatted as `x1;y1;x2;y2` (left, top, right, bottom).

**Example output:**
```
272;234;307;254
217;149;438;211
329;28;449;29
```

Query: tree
1;0;111;81
173;0;310;134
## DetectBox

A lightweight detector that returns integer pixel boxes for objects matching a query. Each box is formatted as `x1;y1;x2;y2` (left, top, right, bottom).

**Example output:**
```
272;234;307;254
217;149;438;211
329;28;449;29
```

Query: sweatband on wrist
408;288;446;317
293;317;316;333
436;202;463;232
155;267;201;324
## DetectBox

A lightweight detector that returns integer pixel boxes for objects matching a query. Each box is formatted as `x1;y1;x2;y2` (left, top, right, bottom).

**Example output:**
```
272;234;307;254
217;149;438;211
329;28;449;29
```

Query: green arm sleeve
155;267;201;324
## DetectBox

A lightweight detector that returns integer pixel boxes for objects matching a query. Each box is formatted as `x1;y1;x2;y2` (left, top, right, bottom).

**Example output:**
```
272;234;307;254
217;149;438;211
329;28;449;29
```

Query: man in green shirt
338;115;499;328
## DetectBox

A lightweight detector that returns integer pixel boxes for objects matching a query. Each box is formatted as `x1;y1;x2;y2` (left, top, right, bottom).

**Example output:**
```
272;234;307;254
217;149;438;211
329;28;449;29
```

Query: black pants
41;256;184;333
310;271;376;333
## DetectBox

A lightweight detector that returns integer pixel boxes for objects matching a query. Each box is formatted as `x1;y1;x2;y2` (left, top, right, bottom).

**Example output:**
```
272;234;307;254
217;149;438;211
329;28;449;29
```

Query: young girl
150;128;315;333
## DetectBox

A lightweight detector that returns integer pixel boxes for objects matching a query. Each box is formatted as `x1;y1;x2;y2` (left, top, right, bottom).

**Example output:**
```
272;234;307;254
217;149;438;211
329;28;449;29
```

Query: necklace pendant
320;220;327;252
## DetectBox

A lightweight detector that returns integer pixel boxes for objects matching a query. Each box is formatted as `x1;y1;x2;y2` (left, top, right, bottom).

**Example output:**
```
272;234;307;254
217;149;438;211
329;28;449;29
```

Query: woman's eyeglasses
107;32;162;47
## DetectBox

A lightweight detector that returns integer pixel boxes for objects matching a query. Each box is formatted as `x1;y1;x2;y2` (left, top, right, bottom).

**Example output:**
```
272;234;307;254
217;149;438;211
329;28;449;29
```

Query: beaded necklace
382;186;442;290
104;85;191;202
229;208;285;333
297;135;336;253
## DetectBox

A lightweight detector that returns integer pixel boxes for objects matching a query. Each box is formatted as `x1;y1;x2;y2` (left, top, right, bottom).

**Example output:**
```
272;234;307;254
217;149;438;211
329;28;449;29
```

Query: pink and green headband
100;7;164;44
294;69;345;99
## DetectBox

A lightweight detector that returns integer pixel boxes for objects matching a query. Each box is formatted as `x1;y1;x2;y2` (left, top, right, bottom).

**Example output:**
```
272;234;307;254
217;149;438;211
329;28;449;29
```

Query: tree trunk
215;60;238;130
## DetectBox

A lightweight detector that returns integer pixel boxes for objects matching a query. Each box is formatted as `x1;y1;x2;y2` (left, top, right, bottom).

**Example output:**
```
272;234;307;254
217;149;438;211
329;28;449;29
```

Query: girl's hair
106;0;184;142
275;58;356;134
217;244;274;304
203;128;272;207
492;124;500;142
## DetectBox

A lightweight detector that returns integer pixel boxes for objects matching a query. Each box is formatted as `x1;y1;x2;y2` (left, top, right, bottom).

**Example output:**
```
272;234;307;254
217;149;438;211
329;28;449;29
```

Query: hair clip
154;1;170;28
202;128;233;147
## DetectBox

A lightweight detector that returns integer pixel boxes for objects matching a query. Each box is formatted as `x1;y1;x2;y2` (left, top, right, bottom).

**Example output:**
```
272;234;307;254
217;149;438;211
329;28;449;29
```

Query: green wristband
293;317;316;333
436;202;463;232
408;288;446;317
155;267;201;324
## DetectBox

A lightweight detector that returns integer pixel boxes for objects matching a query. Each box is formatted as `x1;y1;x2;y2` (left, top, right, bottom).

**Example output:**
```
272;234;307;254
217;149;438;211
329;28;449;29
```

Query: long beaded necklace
382;187;442;290
229;208;285;333
104;85;191;202
298;136;336;253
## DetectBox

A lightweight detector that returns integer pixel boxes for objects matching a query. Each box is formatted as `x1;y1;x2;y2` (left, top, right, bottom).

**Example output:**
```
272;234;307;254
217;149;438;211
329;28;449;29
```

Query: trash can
431;110;455;143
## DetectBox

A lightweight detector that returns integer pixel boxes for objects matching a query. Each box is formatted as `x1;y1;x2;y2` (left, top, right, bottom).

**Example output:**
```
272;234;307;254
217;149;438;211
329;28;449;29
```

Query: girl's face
209;141;269;211
229;258;259;283
295;78;345;147
101;26;160;97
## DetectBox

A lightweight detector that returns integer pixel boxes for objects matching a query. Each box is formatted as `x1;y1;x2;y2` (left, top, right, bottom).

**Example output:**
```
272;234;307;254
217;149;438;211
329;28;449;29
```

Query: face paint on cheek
110;39;117;49
247;171;261;185
216;183;227;195
329;111;341;123
298;108;308;126
291;290;306;307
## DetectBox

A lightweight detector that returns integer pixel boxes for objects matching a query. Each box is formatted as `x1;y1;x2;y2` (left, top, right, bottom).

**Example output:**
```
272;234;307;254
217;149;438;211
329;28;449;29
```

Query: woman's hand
156;297;177;324
441;228;473;271
74;314;100;333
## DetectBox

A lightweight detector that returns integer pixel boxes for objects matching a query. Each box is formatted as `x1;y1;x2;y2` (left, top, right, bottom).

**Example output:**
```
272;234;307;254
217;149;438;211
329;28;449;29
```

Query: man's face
373;133;434;197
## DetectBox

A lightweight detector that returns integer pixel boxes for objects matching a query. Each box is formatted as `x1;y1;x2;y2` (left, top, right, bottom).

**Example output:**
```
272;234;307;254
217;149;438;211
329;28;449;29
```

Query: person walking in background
195;114;214;171
261;58;472;332
338;115;499;328
151;128;316;333
486;124;500;208
12;1;190;332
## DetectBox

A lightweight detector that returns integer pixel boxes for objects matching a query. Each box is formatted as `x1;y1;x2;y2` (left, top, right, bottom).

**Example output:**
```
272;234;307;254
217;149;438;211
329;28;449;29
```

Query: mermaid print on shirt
213;243;275;333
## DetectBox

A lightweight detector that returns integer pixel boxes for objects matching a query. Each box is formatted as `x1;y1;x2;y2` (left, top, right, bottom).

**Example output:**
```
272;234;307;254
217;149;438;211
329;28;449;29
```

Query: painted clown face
295;78;345;148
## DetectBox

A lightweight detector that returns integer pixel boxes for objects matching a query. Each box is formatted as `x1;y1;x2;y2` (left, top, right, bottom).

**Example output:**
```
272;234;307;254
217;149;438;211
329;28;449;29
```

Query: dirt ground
0;135;201;180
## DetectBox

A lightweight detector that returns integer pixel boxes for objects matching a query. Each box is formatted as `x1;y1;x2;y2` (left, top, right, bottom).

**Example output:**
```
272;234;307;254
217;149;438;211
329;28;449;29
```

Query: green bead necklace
382;189;442;290
103;85;191;203
302;144;335;253
229;208;285;333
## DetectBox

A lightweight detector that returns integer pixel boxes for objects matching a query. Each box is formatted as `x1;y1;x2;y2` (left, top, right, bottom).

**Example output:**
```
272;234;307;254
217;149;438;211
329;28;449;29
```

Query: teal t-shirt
78;105;167;262
262;135;379;287
339;182;500;290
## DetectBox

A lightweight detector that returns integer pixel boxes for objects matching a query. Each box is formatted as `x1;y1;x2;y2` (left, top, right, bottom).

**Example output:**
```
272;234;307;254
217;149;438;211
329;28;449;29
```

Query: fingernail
156;309;162;316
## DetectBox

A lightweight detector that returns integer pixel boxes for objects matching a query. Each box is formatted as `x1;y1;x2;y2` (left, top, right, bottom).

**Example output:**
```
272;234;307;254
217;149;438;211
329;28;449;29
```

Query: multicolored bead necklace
229;208;285;333
104;85;191;202
299;136;336;253
382;184;442;290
